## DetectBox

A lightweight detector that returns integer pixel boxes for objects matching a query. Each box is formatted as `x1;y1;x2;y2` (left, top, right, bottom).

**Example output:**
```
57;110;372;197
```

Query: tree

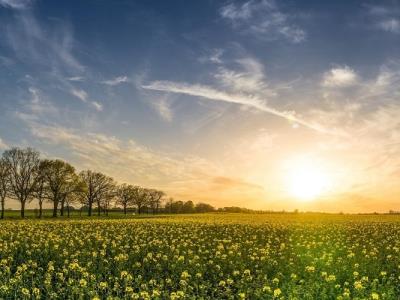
61;174;86;217
164;197;174;213
131;186;149;215
148;189;165;214
79;170;115;216
182;200;195;213
0;158;10;219
116;184;135;215
40;159;77;217
195;202;215;213
60;174;85;217
33;162;46;218
100;190;115;216
2;148;41;218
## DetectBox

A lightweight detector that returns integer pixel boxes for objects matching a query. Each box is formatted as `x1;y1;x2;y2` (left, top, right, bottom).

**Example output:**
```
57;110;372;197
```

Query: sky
0;0;400;212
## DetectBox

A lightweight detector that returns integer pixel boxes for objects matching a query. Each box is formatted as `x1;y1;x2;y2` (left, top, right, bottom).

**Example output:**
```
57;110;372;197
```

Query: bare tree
79;170;115;216
148;189;165;214
101;189;116;216
33;162;46;218
40;159;77;217
131;186;149;215
0;158;10;219
60;174;86;217
116;184;135;215
2;148;41;218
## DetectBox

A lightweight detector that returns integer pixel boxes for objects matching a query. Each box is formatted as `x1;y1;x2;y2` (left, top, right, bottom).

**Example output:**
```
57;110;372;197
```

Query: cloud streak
0;0;32;9
102;76;129;86
71;88;88;102
142;80;340;135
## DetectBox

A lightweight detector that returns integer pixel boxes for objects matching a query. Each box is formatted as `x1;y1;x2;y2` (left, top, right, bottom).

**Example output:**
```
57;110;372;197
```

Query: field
0;214;399;299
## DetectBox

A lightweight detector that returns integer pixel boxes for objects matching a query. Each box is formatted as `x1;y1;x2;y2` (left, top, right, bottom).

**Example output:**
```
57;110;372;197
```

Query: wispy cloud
67;76;85;82
70;88;88;102
102;76;129;86
0;0;32;9
4;8;84;75
27;87;57;115
70;88;104;112
378;19;400;33
322;66;359;87
214;57;272;94
149;97;173;122
365;4;400;34
25;122;225;188
220;0;306;43
91;101;103;112
142;80;338;135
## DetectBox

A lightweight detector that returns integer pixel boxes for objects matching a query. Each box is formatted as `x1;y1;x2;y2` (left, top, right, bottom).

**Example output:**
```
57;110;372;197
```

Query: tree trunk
1;196;4;219
52;200;58;217
60;197;65;216
39;200;43;218
88;200;92;216
123;204;127;215
138;205;141;215
21;200;25;218
67;205;70;218
97;201;101;216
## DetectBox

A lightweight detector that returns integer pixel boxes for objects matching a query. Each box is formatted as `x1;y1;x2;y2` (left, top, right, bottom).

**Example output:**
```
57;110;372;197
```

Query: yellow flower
99;281;108;289
21;288;30;296
354;281;363;290
306;266;315;272
371;292;379;300
273;288;282;297
263;285;271;293
79;278;87;287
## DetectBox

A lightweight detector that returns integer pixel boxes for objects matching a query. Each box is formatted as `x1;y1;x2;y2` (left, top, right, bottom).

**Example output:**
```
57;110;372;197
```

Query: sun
285;157;331;201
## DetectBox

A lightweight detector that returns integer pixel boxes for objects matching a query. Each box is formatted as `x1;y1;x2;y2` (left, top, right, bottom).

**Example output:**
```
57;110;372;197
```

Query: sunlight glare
285;157;331;201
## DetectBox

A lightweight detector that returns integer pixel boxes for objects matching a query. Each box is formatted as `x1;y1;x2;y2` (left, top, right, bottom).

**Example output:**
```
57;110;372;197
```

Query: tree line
0;147;216;218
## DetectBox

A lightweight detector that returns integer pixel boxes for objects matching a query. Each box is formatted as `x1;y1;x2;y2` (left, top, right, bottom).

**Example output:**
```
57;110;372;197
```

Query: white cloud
378;19;400;33
214;57;272;94
70;88;88;102
102;76;129;86
67;76;85;82
69;89;104;112
142;80;338;135
365;4;400;34
27;123;224;190
0;0;32;9
322;66;358;87
91;101;103;112
220;0;306;43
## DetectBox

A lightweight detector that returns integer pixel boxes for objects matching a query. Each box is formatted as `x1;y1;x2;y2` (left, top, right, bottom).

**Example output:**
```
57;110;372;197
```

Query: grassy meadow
0;213;399;299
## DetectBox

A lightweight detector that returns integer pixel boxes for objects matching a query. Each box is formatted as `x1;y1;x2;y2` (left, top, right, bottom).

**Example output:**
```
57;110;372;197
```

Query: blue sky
1;0;400;211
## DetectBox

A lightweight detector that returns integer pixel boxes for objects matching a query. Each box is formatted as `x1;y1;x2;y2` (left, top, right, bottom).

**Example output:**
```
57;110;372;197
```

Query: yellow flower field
0;214;399;299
